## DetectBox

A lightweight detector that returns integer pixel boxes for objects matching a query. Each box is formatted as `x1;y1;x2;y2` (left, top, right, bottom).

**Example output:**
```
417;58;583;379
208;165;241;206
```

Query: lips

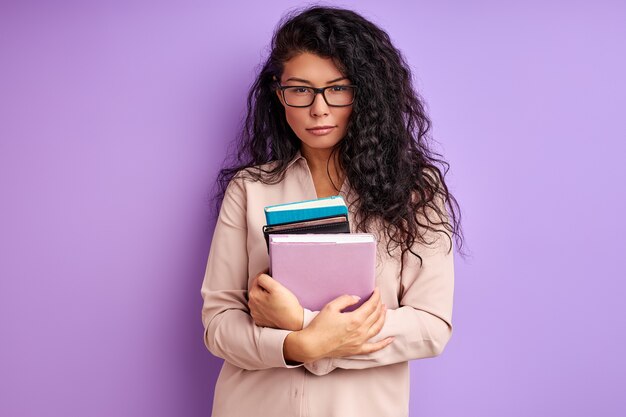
307;125;336;131
306;126;336;136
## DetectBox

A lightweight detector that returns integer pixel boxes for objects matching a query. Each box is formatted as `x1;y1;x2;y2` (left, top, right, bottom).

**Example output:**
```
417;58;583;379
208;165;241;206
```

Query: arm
303;197;455;375
244;227;449;374
304;233;454;375
242;191;453;374
248;275;392;367
200;176;302;370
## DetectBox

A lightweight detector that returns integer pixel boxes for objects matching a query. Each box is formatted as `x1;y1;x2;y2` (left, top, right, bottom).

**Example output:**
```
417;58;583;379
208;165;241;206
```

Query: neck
300;145;345;191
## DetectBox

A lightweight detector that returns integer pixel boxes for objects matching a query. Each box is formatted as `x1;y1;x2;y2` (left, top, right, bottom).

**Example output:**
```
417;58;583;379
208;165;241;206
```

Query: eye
285;87;312;95
330;86;348;92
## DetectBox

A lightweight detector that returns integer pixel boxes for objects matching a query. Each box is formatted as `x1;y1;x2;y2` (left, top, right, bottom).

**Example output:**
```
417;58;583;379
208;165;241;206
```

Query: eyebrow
284;76;348;84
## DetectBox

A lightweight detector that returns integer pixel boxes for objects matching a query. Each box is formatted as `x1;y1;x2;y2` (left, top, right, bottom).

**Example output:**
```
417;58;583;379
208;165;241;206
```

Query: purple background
1;1;624;416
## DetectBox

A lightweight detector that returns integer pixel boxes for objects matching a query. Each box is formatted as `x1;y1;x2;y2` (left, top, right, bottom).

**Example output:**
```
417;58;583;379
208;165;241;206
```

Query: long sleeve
304;193;455;376
203;153;447;417
200;176;303;370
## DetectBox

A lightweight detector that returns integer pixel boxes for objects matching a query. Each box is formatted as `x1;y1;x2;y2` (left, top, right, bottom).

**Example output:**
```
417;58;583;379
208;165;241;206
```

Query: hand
248;269;304;331
284;288;394;362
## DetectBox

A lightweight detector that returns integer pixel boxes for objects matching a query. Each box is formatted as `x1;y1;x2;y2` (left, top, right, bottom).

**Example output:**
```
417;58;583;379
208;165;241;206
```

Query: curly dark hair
212;5;467;272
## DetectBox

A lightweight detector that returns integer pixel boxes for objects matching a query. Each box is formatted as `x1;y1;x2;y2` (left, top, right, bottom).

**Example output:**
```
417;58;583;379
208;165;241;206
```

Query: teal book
264;195;348;226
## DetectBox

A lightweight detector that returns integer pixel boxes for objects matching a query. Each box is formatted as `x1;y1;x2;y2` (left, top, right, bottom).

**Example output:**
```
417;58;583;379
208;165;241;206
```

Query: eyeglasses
276;84;357;107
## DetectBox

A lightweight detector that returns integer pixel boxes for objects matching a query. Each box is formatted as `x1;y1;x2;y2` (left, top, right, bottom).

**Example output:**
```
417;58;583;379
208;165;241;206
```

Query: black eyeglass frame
275;84;358;108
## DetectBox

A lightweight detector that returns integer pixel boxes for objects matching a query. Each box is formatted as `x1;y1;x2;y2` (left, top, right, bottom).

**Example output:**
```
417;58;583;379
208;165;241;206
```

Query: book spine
265;206;348;225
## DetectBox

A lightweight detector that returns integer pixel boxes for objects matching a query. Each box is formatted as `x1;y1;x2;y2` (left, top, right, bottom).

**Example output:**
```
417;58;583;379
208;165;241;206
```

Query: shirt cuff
302;308;319;328
304;357;335;376
258;327;304;369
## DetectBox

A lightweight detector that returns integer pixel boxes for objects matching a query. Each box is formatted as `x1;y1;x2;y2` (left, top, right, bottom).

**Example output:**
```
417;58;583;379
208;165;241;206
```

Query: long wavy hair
212;5;467;272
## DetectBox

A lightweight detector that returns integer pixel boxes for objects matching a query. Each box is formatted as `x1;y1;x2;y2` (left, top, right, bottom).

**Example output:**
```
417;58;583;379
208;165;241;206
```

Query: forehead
281;52;347;83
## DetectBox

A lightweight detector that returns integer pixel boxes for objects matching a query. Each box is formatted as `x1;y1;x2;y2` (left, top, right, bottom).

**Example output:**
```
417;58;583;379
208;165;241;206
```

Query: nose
310;91;330;117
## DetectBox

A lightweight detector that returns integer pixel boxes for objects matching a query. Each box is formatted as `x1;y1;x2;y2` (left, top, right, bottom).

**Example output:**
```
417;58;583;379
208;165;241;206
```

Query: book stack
262;195;350;251
268;233;376;311
263;196;376;312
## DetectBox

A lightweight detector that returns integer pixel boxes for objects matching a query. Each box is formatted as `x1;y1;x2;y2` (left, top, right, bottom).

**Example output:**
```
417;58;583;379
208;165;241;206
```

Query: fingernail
352;295;361;300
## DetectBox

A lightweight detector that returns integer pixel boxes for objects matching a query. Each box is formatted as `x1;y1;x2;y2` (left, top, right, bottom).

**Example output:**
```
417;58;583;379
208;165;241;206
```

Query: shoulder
230;153;303;187
422;165;445;190
234;160;282;179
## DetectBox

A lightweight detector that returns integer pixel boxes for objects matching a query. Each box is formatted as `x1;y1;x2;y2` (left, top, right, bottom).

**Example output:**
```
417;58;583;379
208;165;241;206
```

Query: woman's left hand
248;269;304;331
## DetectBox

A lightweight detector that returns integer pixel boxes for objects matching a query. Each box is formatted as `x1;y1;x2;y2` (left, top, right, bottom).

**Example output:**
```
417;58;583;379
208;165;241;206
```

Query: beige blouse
200;150;455;417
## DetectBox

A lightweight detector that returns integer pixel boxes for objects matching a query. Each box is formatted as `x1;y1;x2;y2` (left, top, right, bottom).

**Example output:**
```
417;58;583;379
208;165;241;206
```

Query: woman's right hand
283;288;394;363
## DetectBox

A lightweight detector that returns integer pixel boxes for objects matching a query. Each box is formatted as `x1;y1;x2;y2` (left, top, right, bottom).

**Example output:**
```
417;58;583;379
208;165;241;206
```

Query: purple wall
1;1;624;416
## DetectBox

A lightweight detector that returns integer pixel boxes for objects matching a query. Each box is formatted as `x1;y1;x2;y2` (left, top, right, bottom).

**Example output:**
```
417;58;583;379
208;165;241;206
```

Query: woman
201;5;464;417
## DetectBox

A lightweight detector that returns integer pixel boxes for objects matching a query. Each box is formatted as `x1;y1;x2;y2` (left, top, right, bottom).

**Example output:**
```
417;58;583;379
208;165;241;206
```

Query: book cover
262;215;350;252
264;195;348;226
268;233;376;312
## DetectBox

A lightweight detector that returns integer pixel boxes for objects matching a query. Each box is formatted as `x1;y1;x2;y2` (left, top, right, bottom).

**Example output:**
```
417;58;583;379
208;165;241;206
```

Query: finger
362;287;381;311
362;298;384;329
250;276;265;293
257;273;280;292
248;300;266;326
326;294;362;312
252;270;270;290
248;282;263;299
249;284;269;305
259;273;294;296
367;304;387;338
255;268;269;278
358;337;395;355
247;292;258;311
353;288;380;320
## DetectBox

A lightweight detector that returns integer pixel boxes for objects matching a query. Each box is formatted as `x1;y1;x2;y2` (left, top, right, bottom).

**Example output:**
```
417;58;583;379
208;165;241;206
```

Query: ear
275;87;285;107
272;75;285;106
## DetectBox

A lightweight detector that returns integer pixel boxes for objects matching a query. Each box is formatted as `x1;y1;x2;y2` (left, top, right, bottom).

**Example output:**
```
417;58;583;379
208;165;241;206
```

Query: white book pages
270;233;374;243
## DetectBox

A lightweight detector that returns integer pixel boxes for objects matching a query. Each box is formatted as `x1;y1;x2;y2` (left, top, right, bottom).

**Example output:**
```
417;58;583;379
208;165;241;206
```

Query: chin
301;133;344;149
303;141;342;151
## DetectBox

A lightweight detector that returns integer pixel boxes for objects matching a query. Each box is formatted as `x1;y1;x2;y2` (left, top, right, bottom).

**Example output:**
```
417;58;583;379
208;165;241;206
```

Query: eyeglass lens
283;86;355;106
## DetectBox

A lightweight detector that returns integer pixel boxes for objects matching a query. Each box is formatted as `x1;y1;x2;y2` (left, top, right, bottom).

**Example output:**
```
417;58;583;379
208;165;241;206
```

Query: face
275;52;353;154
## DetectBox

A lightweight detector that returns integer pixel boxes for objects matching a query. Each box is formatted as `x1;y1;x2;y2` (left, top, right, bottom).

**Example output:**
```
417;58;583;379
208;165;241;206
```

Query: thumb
257;273;279;292
327;294;361;312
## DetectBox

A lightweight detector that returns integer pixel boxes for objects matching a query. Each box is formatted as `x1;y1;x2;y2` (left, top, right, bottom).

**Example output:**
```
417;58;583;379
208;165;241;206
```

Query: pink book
268;233;377;312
